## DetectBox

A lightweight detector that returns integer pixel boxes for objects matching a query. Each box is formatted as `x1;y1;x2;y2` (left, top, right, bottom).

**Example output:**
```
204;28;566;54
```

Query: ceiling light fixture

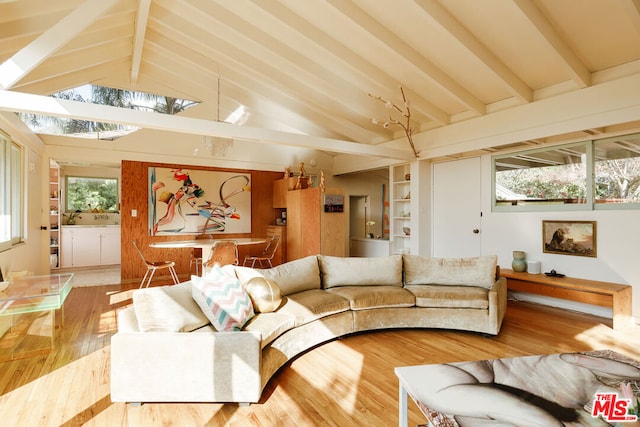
203;77;234;157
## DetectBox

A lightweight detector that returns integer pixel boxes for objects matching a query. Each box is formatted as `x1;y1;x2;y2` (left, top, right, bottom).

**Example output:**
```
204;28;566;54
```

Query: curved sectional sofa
110;254;506;405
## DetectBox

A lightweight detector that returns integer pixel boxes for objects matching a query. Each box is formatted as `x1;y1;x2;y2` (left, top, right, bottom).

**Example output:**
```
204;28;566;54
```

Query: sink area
62;224;120;227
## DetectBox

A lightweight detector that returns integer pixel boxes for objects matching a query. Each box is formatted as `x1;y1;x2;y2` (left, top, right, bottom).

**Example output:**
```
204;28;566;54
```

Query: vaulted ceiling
1;0;640;161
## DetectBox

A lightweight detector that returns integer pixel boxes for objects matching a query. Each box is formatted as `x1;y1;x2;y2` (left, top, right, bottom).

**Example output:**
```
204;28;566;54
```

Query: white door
432;157;482;258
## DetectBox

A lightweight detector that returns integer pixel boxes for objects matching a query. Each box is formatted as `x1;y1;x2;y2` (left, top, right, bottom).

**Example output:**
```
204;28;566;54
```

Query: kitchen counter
61;224;120;228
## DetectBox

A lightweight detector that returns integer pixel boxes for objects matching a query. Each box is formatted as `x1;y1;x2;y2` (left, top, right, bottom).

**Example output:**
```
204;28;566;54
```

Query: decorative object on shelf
542;220;596;257
319;171;326;193
284;167;290;179
511;250;527;272
369;86;420;158
544;269;566;278
403;226;411;236
49;254;58;269
527;260;541;274
294;162;306;190
366;220;376;238
405;173;411;181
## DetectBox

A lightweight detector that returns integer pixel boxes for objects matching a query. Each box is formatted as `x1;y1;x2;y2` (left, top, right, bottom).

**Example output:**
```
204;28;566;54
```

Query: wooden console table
501;269;632;330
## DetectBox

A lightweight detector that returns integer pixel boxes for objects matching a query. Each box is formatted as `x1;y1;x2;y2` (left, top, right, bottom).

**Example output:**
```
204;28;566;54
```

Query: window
0;131;24;251
494;142;589;210
493;133;640;211
594;134;640;206
66;176;118;212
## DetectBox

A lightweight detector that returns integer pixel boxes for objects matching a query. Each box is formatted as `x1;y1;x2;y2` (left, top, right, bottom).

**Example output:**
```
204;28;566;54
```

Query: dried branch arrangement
369;86;420;158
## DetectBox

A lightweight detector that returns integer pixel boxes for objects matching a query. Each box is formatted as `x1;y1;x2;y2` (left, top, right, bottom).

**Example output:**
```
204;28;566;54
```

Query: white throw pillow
132;281;209;332
191;265;254;331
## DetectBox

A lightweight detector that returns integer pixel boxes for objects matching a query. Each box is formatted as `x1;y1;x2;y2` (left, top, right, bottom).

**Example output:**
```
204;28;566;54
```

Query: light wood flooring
0;283;638;427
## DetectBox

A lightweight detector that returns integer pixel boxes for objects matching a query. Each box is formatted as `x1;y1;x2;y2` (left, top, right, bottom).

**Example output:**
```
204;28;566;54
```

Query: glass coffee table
0;273;74;361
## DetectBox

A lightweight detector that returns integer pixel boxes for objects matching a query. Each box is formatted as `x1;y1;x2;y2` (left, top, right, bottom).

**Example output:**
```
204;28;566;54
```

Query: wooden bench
501;269;632;330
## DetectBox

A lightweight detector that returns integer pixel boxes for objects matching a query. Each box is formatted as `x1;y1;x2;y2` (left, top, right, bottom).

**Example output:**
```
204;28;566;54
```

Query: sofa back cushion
132;281;209;332
318;255;403;289
403;254;498;289
234;255;321;296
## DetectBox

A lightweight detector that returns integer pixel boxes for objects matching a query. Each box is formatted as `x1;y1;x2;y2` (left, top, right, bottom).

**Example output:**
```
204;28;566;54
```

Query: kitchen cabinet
286;187;345;261
60;226;121;267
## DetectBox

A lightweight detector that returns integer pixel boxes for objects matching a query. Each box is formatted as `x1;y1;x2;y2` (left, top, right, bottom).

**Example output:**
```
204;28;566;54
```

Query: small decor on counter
63;211;82;225
366;220;376;238
511;250;527;272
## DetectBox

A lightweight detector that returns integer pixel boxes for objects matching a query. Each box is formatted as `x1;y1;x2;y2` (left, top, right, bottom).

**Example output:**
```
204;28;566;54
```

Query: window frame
492;134;640;212
0;131;24;252
64;175;119;213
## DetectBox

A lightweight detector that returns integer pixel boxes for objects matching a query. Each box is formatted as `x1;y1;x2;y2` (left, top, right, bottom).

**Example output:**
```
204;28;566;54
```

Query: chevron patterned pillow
191;265;254;331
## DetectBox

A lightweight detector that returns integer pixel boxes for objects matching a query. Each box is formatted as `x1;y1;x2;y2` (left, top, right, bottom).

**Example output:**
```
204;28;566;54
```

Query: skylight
18;84;199;140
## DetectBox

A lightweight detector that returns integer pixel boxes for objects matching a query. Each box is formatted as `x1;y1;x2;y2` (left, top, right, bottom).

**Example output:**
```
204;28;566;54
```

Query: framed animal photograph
542;220;596;257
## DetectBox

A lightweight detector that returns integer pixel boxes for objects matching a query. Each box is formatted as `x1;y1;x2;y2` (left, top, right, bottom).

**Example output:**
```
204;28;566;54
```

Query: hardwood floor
0;284;638;427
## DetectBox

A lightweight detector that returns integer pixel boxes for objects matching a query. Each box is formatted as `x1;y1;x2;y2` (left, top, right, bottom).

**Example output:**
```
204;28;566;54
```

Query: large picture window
493;133;640;211
65;176;118;212
0;131;24;251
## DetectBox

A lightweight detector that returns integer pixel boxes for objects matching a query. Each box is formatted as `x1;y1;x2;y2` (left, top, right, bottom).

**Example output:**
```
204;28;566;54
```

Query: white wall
474;155;639;321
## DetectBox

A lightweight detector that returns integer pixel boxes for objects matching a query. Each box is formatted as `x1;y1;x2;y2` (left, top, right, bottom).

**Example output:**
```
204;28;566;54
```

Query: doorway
349;195;367;239
432;157;482;258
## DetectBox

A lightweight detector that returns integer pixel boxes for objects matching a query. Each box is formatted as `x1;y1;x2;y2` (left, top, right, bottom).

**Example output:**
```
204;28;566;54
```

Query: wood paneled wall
120;160;282;283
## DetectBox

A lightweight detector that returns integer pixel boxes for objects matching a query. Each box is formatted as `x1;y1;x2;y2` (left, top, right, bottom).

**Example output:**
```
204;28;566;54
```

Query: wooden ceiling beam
254;1;450;126
131;0;151;83
414;0;532;103
513;0;591;88
0;90;415;160
0;0;120;89
327;0;486;115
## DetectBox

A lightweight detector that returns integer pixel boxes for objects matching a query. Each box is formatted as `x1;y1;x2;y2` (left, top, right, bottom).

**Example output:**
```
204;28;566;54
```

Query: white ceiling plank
414;0;533;103
253;1;450;126
12;38;132;89
512;0;591;88
0;0;120;89
0;90;415;160
130;0;151;83
327;0;486;115
143;31;382;143
622;0;640;38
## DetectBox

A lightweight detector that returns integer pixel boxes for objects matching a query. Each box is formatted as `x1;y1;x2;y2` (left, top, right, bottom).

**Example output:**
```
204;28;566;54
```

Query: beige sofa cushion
404;285;489;309
403;255;498;289
132;281;209;332
276;289;350;327
242;311;295;349
318;255;403;289
234;255;321;295
326;286;415;310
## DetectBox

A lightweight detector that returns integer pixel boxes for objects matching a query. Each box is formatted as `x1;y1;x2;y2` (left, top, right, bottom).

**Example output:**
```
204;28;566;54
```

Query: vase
67;218;75;225
512;251;527;272
49;254;58;269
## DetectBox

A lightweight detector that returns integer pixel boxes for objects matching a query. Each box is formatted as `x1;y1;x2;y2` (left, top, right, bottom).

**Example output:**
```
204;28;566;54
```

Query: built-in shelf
49;162;61;270
390;163;412;255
